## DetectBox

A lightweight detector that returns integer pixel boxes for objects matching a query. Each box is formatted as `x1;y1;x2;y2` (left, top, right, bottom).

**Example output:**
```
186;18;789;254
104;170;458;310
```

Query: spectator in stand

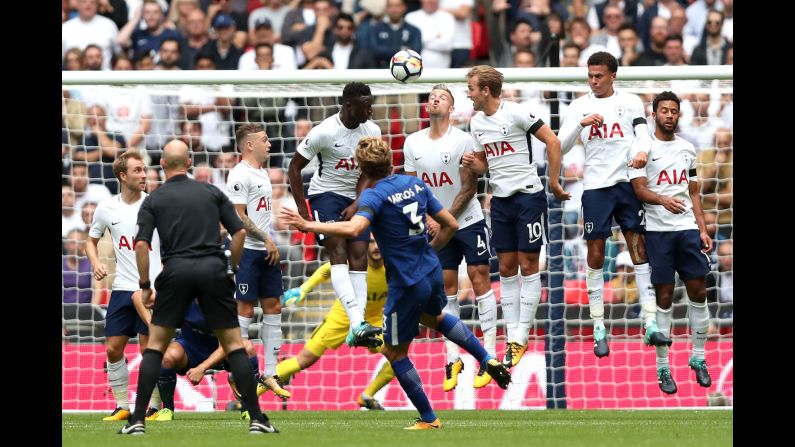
141;39;182;165
180;52;234;152
238;17;298;70
62;0;120;71
668;3;698;61
268;167;305;288
617;22;641;67
97;0;129;31
691;10;731;66
63;47;84;70
609;251;638;304
567;17;605;67
280;117;313;171
82;44;105;71
294;0;335;68
72;105;126;194
706;240;732;309
202;13;244;69
587;0;638;30
636;0;679;52
663;35;687;66
207;0;250;49
70;162;113;213
211;151;238;189
168;0;200;37
303;13;377;69
193;163;214;184
63;185;85;238
589;4;625;59
118;0;184;58
248;0;291;46
685;0;724;45
698;128;732;240
406;0;455;69
354;0;386;52
134;51;157;70
156;37;183;71
112;52;134;70
721;0;732;43
679;93;722;151
441;0;473;68
178;10;209;69
63;228;104;305
146;167;163;193
179;120;210;165
281;0;319;49
635;16;668;66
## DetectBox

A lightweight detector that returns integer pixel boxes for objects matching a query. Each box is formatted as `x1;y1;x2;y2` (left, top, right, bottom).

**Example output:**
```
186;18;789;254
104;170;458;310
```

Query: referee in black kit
117;140;278;435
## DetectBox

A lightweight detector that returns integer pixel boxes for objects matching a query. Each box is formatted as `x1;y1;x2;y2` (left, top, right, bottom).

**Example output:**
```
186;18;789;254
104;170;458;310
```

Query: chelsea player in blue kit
281;137;511;430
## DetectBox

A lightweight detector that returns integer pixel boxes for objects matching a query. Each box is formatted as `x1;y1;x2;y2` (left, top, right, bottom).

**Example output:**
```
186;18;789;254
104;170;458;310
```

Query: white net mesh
62;67;733;412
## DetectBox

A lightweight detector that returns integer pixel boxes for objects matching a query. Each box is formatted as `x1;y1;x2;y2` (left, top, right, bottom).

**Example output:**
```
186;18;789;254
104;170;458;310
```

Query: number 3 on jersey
402;202;426;235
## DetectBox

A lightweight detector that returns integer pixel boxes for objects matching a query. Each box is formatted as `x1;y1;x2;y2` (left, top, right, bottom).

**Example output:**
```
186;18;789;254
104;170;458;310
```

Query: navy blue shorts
383;265;447;345
490;190;547;253
235;248;284;301
308;191;371;245
437;219;493;269
174;326;221;374
105;290;149;337
646;230;711;284
581;182;644;240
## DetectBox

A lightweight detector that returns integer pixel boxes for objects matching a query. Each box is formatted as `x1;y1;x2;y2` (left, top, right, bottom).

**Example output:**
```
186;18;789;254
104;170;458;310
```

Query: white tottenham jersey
226;160;273;250
296;113;381;199
403;125;484;229
89;193;162;291
561;90;646;190
470;100;545;198
629;135;699;232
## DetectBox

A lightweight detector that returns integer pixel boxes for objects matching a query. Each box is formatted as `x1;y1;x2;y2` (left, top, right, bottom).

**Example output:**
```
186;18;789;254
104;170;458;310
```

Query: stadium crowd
62;0;733;339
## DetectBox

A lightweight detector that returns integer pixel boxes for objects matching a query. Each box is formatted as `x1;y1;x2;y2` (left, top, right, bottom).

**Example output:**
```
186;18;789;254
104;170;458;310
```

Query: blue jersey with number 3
356;174;443;288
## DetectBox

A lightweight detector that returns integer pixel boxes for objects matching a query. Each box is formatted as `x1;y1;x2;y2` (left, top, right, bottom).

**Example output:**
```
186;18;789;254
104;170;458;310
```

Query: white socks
238;315;252;340
262;313;282;377
688;300;709;360
499;275;520;342
655;306;672;369
443;295;461;364
517;273;541;346
331;264;363;328
107;357;129;409
586;267;605;327
476;290;498;357
634;263;657;324
349;270;368;320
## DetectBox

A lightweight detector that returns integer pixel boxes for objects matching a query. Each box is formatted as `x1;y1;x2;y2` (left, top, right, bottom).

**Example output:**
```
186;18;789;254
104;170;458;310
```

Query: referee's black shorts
152;256;239;330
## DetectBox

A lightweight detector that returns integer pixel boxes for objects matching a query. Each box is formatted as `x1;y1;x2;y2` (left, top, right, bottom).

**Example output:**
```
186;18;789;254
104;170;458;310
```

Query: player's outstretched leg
587;267;610;358
687;299;712;387
390;356;442;430
346;321;383;347
358;361;394;410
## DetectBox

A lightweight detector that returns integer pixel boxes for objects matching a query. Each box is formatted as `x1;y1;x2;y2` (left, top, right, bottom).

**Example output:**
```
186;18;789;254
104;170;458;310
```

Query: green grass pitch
63;409;732;447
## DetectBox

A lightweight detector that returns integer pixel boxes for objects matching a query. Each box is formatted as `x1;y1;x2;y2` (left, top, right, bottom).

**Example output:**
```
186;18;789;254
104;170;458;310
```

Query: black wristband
139;280;151;289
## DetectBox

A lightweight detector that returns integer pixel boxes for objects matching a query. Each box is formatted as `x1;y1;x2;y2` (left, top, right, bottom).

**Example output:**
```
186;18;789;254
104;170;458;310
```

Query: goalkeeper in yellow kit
276;234;394;409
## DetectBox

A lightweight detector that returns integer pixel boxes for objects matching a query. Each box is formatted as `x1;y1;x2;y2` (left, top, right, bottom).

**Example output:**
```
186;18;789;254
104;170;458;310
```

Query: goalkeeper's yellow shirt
313;263;388;327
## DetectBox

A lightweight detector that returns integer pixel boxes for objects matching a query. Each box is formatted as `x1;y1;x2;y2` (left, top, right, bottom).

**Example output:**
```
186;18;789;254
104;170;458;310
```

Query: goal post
62;66;733;412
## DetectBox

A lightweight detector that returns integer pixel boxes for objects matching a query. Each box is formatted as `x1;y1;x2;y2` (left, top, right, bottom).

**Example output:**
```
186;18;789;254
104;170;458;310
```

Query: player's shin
392;357;436;423
476;290;498;357
331;264;363;328
634;263;658;324
350;270;368;322
437;313;490;365
655;306;673;369
107;357;130;409
586;267;605;329
517;273;541;346
262;313;282;377
688;300;709;360
443;295;461;363
499;275;520;342
157;368;177;410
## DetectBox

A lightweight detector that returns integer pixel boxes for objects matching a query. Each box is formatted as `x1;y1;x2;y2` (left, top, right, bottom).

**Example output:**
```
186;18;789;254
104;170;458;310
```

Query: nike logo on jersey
415;156;423;160
111;221;120;225
334;143;345;147
476;132;485;137
257;184;263;188
651;156;662;161
582;113;589;117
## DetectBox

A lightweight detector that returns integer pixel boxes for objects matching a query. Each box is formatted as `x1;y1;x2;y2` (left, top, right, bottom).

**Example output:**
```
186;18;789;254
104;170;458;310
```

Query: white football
389;49;423;83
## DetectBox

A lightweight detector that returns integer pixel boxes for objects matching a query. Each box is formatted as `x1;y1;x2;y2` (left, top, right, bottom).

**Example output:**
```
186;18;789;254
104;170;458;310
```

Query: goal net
62;66;733;412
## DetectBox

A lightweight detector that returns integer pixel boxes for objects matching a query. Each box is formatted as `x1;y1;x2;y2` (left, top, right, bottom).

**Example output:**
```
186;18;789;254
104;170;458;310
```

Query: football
389;49;423;83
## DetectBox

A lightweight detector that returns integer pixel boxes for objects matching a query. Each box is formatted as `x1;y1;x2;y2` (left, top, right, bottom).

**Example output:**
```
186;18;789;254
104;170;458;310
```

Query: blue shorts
383;265;446;345
105;290;149;337
235;248;284;301
646;230;711;284
437;219;493;269
174;325;221;374
308;191;370;245
581;182;644;240
490;190;547;253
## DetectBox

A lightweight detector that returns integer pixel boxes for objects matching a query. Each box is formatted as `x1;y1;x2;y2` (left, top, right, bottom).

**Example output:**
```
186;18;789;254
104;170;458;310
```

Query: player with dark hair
287;82;383;347
558;51;672;358
281;137;511;430
629;91;713;394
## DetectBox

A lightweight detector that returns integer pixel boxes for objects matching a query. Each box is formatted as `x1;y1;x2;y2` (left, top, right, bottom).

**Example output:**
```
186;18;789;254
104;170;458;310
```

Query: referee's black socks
227;348;267;422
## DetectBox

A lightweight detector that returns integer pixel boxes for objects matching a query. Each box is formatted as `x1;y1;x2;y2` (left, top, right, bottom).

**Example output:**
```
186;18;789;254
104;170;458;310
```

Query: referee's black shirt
136;175;244;262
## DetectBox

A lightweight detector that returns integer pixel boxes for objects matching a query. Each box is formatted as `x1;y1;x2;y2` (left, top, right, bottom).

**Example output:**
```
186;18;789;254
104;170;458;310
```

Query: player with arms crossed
226;124;290;398
287;82;383;346
404;84;500;390
558;52;671;357
462;65;569;368
629;91;713;394
282;137;511;429
87;151;163;421
277;234;394;410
